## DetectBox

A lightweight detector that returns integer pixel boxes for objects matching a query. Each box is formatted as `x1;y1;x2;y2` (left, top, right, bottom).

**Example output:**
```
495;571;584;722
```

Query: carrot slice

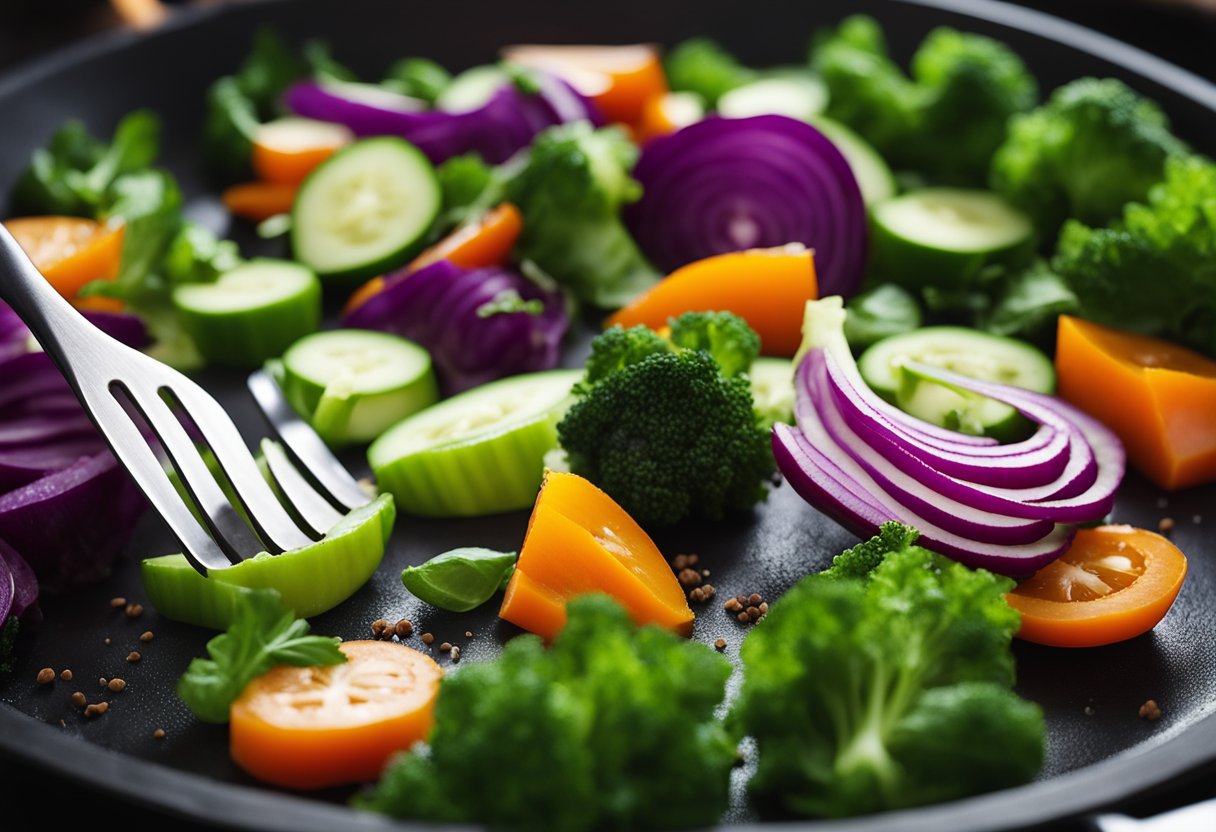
344;203;523;315
1056;315;1216;490
503;44;667;127
499;471;693;640
222;181;299;222
5;216;125;299
607;245;818;356
252;118;354;185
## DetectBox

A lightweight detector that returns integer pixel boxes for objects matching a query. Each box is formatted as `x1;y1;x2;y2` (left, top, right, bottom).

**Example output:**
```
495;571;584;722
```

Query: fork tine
164;377;313;554
84;392;233;574
259;438;343;536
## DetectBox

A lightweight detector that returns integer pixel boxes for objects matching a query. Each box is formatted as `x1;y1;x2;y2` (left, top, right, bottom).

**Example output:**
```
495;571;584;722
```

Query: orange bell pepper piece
5;216;126;300
222;181;299;222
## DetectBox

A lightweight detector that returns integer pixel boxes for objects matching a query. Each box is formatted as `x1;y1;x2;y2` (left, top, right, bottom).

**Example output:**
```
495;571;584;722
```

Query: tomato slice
1006;525;1187;648
230;640;442;789
5;216;125;299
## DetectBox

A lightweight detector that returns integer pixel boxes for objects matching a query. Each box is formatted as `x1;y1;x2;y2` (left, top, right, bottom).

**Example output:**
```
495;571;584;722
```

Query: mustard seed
421;632;434;645
450;645;462;662
394;619;413;639
464;631;473;639
125;603;144;618
439;642;452;653
371;619;390;639
140;631;154;643
1139;699;1163;721
126;651;141;663
714;638;727;651
36;668;55;685
153;728;166;740
59;669;73;682
1159;517;1175;534
109;597;127;609
107;678;127;693
70;692;86;707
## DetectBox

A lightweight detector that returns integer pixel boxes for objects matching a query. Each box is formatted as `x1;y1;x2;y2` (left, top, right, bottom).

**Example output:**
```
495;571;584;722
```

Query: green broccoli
990;77;1187;237
558;348;773;527
359;595;736;831
665;38;756;106
813;15;1037;185
733;523;1044;817
381;57;451;103
668;310;761;378
582;324;671;385
1052;154;1216;357
506;122;661;308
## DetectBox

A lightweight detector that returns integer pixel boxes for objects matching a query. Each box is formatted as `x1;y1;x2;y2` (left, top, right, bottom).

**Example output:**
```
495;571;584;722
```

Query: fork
0;224;368;575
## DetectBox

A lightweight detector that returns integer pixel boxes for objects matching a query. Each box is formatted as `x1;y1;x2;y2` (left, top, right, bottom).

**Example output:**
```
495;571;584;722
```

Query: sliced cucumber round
435;65;509;112
292;137;440;284
173;259;321;368
717;74;828;122
870;188;1034;289
859;327;1055;440
749;357;795;430
142;494;394;630
368;369;581;517
276;329;439;447
809;116;896;206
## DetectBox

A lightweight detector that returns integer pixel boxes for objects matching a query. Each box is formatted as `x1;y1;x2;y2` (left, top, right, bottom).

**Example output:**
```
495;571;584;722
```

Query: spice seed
395;619;413;639
1159;517;1175;533
439;642;452;653
36;668;55;685
714;638;727;651
71;692;86;707
421;633;434;645
450;645;462;662
678;568;702;587
104;638;112;646
371;619;390;639
1139;699;1163;721
59;669;73;682
724;598;743;614
109;597;127;609
126;651;141;663
464;631;473;639
748;593;763;605
125;603;144;618
153;728;166;740
140;631;154;643
737;611;750;623
99;677;107;688
108;678;127;693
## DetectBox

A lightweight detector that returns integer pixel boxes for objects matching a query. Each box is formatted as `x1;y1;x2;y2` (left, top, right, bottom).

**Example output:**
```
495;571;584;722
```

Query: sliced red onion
0;439;107;491
0;556;11;626
285;75;600;165
0;302;25;344
774;297;1124;575
624;115;868;298
344;260;570;395
0;538;39;620
0;413;97;448
80;309;151;349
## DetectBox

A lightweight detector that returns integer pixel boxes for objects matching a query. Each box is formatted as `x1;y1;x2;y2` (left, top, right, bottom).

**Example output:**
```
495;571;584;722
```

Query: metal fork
0;224;369;575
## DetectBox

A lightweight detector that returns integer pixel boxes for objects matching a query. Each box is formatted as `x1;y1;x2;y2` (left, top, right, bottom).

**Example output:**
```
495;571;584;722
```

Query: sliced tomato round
1006;525;1187;648
229;640;442;789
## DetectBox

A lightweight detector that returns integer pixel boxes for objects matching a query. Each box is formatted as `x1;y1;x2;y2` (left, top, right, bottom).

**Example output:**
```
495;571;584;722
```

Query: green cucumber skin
141;494;393;629
291;137;440;286
174;262;322;369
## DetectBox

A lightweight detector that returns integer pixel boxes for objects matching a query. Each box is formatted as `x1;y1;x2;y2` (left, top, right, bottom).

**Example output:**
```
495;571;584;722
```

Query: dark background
0;1;1214;829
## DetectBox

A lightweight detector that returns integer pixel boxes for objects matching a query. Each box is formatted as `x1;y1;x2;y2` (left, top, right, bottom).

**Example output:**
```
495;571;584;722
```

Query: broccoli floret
360;596;736;831
990;77;1187;237
583;324;671;384
733;526;1044;817
559;350;774;527
813;16;1037;185
506;122;661;308
1052;154;1216;357
668;310;761;377
665;38;756;106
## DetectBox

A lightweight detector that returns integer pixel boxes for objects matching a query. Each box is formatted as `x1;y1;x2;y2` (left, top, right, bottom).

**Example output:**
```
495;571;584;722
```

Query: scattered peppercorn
107;678;127;693
125;603;144;618
126;651;141;663
737;612;750;623
714;638;727;651
371;618;390;639
726;593;768;625
395;619;413;639
103;638;112;647
677;568;702;587
1139;699;1163;721
36;668;55;685
83;702;109;718
724;597;743;614
689;584;716;603
1159;517;1175;533
702;569;711;578
98;677;107;688
59;669;73;682
670;553;700;571
439;642;452;653
421;632;434;645
464;631;473;639
140;631;154;643
70;692;86;707
450;645;462;662
109;597;127;609
153;728;166;740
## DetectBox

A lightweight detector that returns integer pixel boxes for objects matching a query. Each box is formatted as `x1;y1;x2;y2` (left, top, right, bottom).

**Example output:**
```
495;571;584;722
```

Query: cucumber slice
717;74;828;122
292;137;440;284
435;65;509;112
858;327;1055;440
809;116;896;206
142;494;394;630
277;329;439;447
173;259;321;368
870;188;1034;289
750;357;795;429
369;369;581;517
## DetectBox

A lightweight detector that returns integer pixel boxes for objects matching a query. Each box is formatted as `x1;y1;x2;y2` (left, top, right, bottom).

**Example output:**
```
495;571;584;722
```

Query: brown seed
1159;517;1176;534
421;632;434;645
748;593;763;605
153;728;166;740
758;602;769;614
140;631;155;643
394;619;413;639
103;638;112;647
439;642;452;653
747;606;762;621
737;611;750;623
689;587;705;603
36;668;55;685
724;598;743;614
126;651;141;663
686;554;699;567
464;631;473;639
107;678;127;693
714;638;727;651
59;669;73;682
110;597;127;609
671;554;688;571
450;645;462;662
678;568;702;587
702;569;711;578
371;618;390;639
98;677;107;688
70;692;86;707
125;603;144;618
83;704;102;718
1139;699;1163;721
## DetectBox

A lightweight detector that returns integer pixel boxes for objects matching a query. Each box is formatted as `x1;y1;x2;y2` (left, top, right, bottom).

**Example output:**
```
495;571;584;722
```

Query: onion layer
775;298;1125;575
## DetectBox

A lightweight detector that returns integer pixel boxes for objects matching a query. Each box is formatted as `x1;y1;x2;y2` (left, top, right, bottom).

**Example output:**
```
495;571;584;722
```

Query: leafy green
475;289;545;319
383;57;452;103
400;547;517;613
162;223;243;286
665;38;756;106
360;595;736;831
669;310;761;378
733;522;1044;817
980;259;1078;346
1052;153;1216;357
177;589;345;724
813;16;1037;185
990;77;1187;238
843;284;923;351
506;122;660;308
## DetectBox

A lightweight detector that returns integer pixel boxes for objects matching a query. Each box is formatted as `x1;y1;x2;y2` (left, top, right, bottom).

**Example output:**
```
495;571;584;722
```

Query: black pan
1;1;1214;829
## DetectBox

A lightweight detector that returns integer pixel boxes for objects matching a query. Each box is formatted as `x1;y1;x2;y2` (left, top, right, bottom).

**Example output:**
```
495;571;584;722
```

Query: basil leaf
401;548;518;613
